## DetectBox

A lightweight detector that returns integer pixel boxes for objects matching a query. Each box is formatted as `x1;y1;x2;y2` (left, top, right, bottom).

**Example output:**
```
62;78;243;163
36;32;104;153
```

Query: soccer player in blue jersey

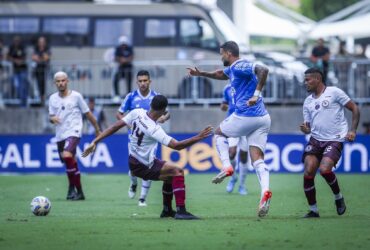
221;83;249;195
187;41;272;217
116;70;169;206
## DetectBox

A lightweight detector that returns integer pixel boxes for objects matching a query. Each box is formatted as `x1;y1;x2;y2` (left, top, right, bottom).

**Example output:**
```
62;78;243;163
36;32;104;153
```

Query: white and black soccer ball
30;196;51;216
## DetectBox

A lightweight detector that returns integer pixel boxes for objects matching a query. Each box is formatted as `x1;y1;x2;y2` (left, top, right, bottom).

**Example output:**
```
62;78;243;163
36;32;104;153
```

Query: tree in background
300;0;359;21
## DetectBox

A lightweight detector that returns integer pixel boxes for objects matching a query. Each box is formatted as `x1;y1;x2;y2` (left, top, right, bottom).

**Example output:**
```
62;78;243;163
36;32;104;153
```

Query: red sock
162;182;173;211
72;160;82;191
64;157;76;187
321;171;340;195
304;175;316;205
172;176;185;207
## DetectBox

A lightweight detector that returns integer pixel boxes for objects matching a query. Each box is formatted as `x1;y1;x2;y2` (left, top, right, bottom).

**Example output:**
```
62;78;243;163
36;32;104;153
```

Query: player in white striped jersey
82;95;213;219
300;68;360;218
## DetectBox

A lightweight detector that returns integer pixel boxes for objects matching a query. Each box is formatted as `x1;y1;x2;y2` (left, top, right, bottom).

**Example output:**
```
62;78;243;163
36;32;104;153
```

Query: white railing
1;58;370;106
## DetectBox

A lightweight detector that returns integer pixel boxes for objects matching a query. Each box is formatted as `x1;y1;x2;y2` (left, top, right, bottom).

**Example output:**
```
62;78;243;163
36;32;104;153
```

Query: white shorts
227;136;248;151
220;113;271;152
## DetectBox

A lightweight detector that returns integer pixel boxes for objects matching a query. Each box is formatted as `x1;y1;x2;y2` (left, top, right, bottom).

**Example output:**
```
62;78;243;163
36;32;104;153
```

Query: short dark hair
137;70;150;79
220;41;239;57
304;67;324;81
151;95;168;111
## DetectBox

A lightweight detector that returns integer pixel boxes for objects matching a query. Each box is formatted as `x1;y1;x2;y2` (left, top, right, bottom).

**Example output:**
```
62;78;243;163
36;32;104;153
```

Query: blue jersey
223;59;268;117
118;89;158;114
222;84;235;117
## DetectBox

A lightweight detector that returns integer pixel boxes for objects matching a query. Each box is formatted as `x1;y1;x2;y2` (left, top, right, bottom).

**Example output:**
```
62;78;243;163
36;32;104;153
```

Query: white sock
239;160;248;187
215;135;231;168
253;159;270;197
334;193;343;200
140;180;152;200
309;204;319;213
129;170;138;186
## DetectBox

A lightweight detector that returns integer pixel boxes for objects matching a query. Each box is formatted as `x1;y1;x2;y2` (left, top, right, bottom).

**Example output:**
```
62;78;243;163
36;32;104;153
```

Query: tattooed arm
187;67;229;80
247;64;269;106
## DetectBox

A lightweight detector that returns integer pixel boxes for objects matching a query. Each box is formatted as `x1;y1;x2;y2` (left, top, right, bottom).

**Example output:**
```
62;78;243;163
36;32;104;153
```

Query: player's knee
62;151;73;160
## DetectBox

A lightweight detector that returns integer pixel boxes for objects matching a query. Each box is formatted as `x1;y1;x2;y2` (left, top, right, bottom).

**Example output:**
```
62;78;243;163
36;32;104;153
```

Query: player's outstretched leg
212;134;234;184
160;181;176;218
321;171;346;215
128;170;138;199
172;175;200;220
303;175;320;218
138;180;151;207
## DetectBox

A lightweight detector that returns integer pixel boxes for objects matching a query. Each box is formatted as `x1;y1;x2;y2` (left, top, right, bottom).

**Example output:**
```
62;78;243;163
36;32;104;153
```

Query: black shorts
302;137;343;165
129;155;165;181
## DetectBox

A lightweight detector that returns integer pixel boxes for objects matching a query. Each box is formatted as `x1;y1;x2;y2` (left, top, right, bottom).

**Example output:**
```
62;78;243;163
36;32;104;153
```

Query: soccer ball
30;196;51;216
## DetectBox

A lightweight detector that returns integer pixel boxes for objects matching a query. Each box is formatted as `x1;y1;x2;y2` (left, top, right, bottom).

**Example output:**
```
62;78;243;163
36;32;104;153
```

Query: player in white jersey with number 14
82;95;213;220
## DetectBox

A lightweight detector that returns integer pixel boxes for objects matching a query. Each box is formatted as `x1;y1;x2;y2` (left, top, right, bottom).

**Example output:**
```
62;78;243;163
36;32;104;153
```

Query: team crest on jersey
315;103;320;110
305;145;313;152
322;100;329;108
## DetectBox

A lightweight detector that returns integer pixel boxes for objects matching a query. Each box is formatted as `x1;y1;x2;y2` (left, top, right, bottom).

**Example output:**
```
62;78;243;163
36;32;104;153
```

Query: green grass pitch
0;174;369;250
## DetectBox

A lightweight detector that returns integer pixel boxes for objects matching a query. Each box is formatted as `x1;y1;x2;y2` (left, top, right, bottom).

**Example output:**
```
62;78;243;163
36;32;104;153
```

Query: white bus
0;1;248;103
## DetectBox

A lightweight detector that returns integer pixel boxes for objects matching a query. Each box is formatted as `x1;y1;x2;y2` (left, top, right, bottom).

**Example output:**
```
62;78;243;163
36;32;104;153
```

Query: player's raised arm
82;120;127;157
167;125;213;151
187;67;228;80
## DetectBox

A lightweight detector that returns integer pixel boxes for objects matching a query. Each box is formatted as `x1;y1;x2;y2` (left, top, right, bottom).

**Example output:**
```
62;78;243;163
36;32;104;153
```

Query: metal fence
1;58;370;106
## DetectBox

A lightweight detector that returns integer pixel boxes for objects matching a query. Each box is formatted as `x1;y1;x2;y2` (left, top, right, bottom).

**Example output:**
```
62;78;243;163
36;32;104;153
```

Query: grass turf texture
0;174;369;250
